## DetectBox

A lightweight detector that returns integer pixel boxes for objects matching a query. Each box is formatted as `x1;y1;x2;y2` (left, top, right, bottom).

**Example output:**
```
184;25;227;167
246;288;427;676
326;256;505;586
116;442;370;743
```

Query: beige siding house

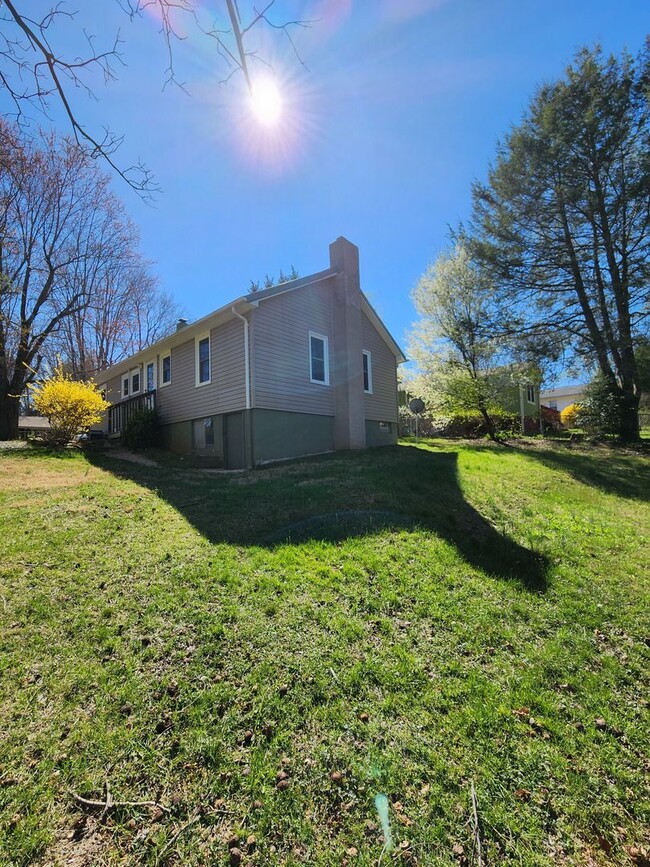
540;384;586;413
96;237;405;468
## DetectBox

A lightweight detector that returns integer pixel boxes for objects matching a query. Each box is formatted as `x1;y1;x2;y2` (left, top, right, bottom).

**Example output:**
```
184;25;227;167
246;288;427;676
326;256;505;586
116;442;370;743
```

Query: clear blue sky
5;1;649;366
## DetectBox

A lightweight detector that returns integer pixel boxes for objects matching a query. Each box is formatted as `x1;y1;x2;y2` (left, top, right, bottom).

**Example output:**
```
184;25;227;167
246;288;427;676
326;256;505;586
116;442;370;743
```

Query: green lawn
0;439;648;866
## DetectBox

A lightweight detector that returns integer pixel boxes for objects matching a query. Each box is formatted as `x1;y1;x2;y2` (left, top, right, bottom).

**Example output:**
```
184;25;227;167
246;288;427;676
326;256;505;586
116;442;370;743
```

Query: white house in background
540;384;587;413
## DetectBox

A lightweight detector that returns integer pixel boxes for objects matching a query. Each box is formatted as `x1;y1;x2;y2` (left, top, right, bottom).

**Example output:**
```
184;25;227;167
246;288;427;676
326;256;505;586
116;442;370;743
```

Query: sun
249;77;283;127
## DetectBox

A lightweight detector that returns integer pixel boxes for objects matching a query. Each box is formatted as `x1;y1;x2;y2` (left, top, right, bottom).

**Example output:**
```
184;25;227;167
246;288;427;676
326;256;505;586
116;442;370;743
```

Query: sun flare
249;77;283;127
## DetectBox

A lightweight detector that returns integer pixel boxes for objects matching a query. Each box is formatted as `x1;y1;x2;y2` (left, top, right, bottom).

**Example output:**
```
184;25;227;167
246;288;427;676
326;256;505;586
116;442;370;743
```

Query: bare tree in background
0;119;152;439
48;241;182;379
0;1;313;198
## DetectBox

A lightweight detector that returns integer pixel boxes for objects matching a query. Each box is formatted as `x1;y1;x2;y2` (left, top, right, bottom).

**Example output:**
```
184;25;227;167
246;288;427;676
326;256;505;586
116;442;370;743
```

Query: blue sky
5;1;649;377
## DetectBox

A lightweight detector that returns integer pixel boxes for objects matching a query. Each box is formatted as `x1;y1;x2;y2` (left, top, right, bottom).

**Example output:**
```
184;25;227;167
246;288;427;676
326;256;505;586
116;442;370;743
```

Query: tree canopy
471;42;650;441
0;120;167;439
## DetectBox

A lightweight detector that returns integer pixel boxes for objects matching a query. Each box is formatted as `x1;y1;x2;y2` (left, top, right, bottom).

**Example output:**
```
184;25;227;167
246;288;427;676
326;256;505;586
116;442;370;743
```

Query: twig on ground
99;779;113;821
70;791;169;813
470;779;485;866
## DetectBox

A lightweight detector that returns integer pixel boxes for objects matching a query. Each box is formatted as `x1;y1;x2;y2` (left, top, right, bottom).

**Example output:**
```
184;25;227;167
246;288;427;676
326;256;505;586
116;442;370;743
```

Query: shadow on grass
514;442;650;503
87;444;548;592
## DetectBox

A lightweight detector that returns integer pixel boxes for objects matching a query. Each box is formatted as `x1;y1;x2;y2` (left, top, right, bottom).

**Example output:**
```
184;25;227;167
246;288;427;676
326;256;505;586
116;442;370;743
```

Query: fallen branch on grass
70;790;169;814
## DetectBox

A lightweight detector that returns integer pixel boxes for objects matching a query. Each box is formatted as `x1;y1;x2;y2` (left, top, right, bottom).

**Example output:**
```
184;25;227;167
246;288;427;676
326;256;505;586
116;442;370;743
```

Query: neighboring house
540;384;586;413
18;415;50;439
96;237;406;468
500;378;542;423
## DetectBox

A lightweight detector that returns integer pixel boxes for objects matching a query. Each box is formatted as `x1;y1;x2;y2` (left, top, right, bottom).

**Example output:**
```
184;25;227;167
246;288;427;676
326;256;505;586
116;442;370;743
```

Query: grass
0;438;648;866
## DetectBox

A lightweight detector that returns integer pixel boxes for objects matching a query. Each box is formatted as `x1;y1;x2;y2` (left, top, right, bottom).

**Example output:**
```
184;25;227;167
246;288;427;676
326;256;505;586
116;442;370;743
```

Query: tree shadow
86;445;549;592
512;442;650;503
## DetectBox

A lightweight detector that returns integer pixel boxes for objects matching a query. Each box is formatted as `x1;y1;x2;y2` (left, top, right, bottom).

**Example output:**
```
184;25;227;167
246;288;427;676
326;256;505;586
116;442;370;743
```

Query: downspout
231;307;251;409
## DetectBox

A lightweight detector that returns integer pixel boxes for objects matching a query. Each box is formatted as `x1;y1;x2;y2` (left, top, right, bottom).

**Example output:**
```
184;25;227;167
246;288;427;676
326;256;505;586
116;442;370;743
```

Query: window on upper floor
146;361;156;392
309;332;329;385
122;376;129;397
131;370;140;394
161;353;171;386
527;384;536;404
196;334;211;386
363;350;373;394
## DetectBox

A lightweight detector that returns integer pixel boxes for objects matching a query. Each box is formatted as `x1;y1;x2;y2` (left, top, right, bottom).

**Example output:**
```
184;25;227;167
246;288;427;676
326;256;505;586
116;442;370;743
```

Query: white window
122;375;129;397
549;400;558;410
160;352;171;387
131;368;140;394
309;332;329;385
196;333;211;386
146;361;156;392
362;350;373;394
527;384;536;404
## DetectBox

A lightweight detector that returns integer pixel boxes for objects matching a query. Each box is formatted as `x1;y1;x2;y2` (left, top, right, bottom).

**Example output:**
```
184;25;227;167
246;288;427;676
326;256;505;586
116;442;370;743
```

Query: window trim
122;375;129;398
362;349;373;394
526;384;536;404
309;331;329;386
160;351;171;387
195;332;211;387
130;367;141;395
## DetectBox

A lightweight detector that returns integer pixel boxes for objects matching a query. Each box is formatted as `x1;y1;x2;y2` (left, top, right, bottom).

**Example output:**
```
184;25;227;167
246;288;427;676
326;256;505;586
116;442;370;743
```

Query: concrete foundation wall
365;419;397;447
159;420;193;453
252;409;334;464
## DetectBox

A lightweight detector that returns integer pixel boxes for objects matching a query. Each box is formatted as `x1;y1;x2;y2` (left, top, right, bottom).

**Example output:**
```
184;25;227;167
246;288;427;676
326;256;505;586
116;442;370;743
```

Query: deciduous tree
46;229;181;379
410;243;506;440
0;120;144;439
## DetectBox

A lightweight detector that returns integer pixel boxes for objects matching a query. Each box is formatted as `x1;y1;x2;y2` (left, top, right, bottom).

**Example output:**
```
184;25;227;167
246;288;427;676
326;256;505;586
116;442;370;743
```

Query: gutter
231;306;251;410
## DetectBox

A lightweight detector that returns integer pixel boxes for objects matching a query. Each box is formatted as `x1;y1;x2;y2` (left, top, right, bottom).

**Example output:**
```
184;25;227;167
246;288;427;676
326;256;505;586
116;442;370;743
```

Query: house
96;237;406;468
17;415;50;440
540;384;586;413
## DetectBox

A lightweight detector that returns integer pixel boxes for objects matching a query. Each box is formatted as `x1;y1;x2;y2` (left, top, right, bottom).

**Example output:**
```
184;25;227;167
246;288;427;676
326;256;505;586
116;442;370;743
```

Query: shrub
560;404;579;428
437;409;520;438
30;365;109;447
575;378;624;437
542;405;563;432
122;408;160;449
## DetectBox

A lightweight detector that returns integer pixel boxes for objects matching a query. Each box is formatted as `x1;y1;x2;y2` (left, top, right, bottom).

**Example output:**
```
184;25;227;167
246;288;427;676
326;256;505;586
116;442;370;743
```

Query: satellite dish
409;398;425;414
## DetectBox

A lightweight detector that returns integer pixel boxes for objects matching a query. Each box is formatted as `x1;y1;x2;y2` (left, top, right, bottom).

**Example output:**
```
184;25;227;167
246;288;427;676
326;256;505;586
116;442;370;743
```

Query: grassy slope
0;440;648;866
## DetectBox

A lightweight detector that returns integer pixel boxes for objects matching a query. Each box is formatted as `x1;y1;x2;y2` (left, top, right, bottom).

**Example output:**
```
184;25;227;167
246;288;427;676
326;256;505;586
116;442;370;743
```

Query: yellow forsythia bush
30;365;109;446
560;403;579;428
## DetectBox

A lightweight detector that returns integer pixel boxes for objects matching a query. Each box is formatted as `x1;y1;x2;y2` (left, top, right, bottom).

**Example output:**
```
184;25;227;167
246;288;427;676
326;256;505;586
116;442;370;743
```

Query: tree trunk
616;387;640;443
477;400;498;441
0;392;20;439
